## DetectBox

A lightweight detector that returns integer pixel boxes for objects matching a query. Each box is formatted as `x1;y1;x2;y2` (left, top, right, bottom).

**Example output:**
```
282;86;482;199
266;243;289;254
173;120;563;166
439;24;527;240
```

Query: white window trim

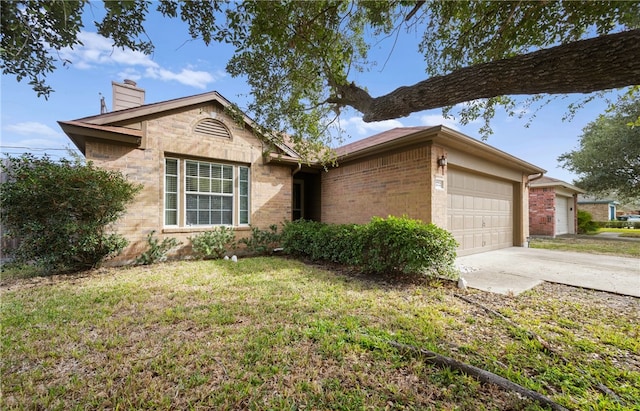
164;157;250;228
164;157;179;227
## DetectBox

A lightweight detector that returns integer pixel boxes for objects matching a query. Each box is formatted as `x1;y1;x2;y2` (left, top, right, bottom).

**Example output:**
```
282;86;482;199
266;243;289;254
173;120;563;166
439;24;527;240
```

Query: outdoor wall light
437;155;447;169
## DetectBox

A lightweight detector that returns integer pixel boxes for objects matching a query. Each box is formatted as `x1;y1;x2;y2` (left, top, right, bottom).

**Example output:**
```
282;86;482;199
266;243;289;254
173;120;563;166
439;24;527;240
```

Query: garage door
447;169;513;255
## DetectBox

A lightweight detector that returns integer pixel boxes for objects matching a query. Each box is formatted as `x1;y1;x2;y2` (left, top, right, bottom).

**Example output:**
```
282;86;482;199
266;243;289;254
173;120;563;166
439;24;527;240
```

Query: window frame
163;157;250;228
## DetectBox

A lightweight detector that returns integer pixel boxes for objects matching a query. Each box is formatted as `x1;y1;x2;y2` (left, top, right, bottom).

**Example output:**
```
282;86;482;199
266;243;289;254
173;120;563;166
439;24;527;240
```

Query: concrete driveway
456;247;640;297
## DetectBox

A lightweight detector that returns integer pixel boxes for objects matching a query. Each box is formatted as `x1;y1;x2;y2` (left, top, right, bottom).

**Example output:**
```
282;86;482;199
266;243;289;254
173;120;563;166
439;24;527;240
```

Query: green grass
597;227;640;238
530;237;640;257
2;257;639;410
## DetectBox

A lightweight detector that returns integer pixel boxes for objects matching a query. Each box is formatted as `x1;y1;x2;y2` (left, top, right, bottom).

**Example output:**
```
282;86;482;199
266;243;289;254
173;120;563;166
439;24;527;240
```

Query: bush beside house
0;154;142;273
281;216;458;279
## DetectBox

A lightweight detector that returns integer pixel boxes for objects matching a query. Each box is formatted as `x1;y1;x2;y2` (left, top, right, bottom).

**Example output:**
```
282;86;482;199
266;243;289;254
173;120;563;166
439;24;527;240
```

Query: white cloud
341;116;405;135
145;67;221;89
5;122;62;138
58;31;219;89
59;32;159;70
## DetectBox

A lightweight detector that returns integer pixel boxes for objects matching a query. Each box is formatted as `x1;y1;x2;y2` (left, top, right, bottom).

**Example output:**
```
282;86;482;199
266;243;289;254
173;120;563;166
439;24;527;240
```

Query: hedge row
280;216;458;279
595;221;640;229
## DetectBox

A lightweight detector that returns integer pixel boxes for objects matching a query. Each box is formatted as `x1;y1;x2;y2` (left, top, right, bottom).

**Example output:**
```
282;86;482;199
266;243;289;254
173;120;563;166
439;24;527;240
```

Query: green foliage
559;98;640;202
0;154;141;273
280;220;326;258
577;211;599;234
0;0;85;97
239;225;280;256
135;231;182;265
3;1;638;150
189;227;237;259
281;217;458;279
595;221;632;229
360;216;458;278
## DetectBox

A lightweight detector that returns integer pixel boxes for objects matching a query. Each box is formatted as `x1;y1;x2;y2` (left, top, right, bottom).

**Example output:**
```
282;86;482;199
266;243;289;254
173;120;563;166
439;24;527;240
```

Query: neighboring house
58;80;546;263
577;195;619;221
528;176;585;237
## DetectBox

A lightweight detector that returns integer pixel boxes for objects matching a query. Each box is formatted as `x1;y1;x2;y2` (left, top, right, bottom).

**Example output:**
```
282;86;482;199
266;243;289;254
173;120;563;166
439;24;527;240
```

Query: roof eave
58;121;142;155
67;91;300;159
336;125;545;175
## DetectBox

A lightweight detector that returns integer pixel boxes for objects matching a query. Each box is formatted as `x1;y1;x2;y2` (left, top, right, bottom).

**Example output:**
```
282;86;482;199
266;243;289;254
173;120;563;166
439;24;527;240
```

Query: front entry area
292;171;321;221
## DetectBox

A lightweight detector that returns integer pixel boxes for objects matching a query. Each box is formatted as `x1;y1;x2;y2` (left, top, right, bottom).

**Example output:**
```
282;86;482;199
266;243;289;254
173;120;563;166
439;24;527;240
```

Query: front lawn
530;237;640;257
597;228;640;238
2;257;638;410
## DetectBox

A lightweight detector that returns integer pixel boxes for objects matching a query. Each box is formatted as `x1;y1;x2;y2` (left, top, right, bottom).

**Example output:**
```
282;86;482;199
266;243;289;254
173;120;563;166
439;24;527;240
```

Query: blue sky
0;6;620;183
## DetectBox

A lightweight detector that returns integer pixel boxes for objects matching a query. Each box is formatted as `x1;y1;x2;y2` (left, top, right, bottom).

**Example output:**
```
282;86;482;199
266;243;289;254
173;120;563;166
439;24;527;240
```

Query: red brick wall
321;145;432;224
528;187;556;236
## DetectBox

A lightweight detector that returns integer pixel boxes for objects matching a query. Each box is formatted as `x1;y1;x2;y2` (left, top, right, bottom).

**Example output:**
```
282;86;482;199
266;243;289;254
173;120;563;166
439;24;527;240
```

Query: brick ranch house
528;176;584;237
58;80;546;263
577;195;619;221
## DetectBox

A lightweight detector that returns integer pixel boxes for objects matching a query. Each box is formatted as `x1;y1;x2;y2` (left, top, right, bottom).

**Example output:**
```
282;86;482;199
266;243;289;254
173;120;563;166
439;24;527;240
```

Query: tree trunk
330;30;640;122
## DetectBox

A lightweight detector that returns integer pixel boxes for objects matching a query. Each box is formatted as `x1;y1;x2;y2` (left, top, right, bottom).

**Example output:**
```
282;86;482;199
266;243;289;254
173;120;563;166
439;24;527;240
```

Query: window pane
239;166;250;225
198;211;210;224
165;210;177;225
182;161;238;226
199;163;210;178
198;195;211;210
211;165;222;179
166;176;177;192
165;159;179;226
223;166;233;180
165;193;177;209
166;159;178;175
211;180;222;193
199;178;211;192
186;176;198;191
186;161;198;176
212;210;222;225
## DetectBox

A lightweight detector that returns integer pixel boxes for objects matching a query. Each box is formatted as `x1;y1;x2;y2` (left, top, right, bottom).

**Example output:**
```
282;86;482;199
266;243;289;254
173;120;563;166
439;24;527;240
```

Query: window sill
162;226;251;234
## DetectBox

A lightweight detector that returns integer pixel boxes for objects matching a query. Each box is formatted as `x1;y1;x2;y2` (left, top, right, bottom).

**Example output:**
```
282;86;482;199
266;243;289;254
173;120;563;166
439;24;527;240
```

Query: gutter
527;172;544;186
292;162;302;176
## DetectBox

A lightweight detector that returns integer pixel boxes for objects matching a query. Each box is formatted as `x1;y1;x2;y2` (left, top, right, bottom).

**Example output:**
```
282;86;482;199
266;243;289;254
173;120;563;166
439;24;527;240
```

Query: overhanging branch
330;29;640;122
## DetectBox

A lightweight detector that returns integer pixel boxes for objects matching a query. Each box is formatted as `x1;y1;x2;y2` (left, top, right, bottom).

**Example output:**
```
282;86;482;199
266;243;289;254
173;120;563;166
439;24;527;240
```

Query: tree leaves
559;98;640;201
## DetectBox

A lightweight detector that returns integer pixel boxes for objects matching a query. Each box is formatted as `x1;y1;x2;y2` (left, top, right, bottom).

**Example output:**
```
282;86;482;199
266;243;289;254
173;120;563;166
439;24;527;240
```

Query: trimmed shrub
361;216;457;277
0;154;141;273
190;226;237;259
136;231;182;265
239;224;280;255
280;216;458;279
596;221;630;229
280;219;325;257
577;210;598;234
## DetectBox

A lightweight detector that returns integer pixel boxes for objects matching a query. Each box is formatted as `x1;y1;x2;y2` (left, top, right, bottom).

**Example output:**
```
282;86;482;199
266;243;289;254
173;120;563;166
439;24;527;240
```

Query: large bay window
165;158;250;227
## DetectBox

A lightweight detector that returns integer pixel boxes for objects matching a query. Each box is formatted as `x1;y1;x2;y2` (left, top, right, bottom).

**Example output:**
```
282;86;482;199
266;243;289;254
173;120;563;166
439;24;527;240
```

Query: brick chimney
112;79;145;111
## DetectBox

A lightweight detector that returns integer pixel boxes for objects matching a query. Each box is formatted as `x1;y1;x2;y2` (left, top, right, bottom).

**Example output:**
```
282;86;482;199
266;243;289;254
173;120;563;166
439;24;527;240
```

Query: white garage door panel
447;169;514;255
556;196;569;235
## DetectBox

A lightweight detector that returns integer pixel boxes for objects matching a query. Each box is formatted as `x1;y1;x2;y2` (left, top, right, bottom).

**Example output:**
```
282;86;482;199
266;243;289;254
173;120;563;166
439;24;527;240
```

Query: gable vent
194;119;231;139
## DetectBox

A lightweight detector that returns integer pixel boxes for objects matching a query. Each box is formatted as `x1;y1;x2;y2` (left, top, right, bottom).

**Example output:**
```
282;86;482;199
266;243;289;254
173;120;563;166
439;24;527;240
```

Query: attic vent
194;119;231;139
